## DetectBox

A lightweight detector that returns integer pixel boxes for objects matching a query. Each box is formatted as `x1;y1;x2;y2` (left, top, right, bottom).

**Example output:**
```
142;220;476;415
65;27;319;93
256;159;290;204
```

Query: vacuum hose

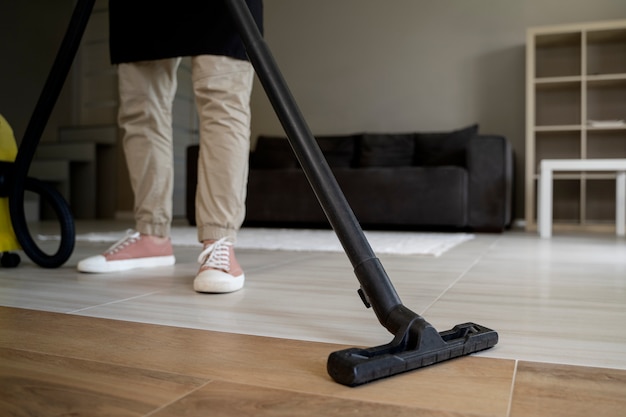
8;0;95;268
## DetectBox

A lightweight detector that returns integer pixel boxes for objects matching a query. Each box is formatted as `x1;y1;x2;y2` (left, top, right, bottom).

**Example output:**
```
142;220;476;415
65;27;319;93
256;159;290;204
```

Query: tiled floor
2;220;625;370
1;220;626;416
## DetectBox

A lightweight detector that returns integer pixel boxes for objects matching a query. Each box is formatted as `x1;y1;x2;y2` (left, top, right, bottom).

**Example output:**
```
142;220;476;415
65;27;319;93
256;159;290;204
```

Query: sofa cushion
250;136;298;169
316;135;358;168
358;133;415;167
414;124;479;167
244;166;469;227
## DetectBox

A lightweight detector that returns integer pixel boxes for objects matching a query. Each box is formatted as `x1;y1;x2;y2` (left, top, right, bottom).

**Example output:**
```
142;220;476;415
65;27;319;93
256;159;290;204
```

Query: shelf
526;222;616;233
586;179;617;221
586;27;626;42
552;179;581;221
533;172;619;181
534;78;581;89
534;131;581;165
535;125;582;132
535;85;581;126
535;32;582;78
587;81;626;121
526;20;626;233
587;130;626;158
535;76;582;85
587;28;626;75
586;73;626;85
566;223;614;232
535;31;581;47
586;125;626;131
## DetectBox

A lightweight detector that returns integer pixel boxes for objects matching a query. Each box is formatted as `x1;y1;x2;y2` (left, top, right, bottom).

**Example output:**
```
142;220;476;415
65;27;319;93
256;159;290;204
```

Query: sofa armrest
466;135;514;232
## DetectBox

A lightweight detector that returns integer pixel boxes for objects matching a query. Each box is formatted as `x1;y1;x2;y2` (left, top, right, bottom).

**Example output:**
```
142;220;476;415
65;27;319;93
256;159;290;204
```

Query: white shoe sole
194;270;245;293
77;255;176;273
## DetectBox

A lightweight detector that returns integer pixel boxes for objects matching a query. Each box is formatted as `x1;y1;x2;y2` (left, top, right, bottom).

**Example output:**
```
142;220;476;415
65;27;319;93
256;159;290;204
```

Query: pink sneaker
77;230;175;273
193;238;244;293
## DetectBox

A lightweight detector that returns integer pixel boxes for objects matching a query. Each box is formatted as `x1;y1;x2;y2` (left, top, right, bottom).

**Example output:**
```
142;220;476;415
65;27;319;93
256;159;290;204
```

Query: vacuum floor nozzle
328;321;498;386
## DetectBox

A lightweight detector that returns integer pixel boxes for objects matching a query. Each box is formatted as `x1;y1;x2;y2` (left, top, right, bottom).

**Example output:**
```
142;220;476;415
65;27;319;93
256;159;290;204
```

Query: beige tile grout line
66;290;164;314
420;236;502;316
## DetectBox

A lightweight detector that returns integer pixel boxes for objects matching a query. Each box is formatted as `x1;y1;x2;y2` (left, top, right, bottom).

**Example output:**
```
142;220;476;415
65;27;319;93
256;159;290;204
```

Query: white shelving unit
525;19;626;233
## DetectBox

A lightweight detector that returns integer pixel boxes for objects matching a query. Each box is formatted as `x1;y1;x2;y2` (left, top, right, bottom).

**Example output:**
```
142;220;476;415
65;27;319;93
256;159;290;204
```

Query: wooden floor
2;307;625;417
1;220;626;416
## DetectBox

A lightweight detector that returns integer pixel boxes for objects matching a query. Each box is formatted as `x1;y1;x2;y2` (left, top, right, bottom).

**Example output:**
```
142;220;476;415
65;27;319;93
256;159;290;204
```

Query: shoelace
105;229;141;255
197;237;232;272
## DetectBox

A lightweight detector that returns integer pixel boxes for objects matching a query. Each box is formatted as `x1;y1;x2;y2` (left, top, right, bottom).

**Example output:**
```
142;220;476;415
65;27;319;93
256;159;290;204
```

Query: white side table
538;159;626;238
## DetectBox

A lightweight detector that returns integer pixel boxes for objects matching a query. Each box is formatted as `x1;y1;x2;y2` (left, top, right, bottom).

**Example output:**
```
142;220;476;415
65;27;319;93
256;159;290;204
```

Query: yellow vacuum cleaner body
0;114;21;252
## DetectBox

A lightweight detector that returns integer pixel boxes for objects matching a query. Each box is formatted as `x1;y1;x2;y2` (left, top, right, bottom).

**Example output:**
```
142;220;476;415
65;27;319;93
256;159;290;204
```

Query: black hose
18;178;76;268
8;0;95;267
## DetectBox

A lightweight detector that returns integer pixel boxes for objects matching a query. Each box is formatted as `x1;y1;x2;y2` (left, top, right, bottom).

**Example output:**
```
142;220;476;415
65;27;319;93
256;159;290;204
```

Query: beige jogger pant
118;55;254;243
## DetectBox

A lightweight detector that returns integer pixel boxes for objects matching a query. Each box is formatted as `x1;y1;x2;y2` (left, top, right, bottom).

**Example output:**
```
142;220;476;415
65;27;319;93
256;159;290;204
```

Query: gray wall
0;1;76;144
251;0;626;221
2;1;626;221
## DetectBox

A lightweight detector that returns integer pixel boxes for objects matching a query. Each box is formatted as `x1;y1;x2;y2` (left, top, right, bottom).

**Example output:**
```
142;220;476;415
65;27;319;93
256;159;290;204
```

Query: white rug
46;227;474;257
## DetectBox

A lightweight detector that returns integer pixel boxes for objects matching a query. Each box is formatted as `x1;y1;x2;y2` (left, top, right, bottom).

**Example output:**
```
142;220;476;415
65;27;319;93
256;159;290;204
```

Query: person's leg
191;55;254;293
122;58;181;237
77;59;181;273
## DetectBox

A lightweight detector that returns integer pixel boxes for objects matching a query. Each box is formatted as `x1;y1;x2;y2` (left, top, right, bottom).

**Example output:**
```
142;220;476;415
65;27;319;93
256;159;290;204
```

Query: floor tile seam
244;252;330;274
420;236;502;316
66;290;165;314
418;255;482;315
143;379;216;417
506;360;519;417
500;355;626;372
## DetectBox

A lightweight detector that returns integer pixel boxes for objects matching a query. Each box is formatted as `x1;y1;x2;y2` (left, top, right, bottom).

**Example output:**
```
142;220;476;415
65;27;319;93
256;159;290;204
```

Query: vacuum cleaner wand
225;0;498;386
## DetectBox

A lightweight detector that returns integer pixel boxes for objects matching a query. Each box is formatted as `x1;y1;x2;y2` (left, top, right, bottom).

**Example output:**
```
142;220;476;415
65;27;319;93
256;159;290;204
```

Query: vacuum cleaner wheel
1;252;21;268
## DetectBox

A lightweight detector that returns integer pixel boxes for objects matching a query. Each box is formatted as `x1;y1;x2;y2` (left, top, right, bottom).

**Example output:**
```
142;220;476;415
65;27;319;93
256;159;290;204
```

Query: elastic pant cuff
197;223;238;244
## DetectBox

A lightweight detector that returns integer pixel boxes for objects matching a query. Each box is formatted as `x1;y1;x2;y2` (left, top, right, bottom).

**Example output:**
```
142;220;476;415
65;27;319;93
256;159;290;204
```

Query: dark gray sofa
186;124;514;232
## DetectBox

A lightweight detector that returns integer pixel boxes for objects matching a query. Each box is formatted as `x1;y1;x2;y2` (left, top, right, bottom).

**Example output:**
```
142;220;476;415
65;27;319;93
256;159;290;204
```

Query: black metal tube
224;0;403;326
9;0;93;267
